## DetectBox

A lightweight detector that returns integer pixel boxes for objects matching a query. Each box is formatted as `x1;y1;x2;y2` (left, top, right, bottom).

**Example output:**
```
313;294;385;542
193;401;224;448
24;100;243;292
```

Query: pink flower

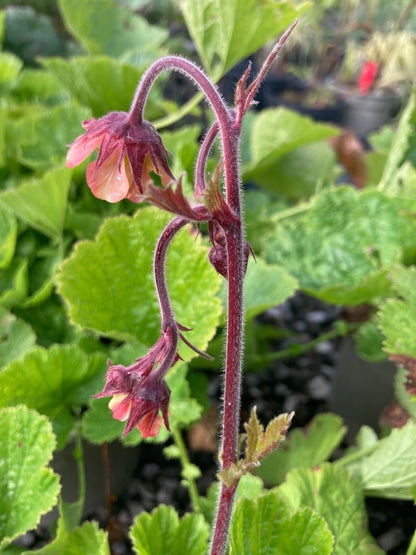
66;112;174;202
94;332;176;438
108;387;168;439
358;61;379;95
96;364;171;438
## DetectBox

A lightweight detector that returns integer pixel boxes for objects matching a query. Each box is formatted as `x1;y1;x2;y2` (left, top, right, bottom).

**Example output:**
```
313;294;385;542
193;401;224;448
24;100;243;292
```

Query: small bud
209;244;228;278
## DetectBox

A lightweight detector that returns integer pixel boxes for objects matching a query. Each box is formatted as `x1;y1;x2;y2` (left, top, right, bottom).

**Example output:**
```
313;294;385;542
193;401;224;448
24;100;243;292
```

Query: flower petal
137;412;164;438
86;151;133;203
66;133;102;168
109;394;131;421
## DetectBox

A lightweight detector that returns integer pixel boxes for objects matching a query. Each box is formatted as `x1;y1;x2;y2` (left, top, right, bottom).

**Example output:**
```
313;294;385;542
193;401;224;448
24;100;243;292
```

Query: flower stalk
66;20;297;553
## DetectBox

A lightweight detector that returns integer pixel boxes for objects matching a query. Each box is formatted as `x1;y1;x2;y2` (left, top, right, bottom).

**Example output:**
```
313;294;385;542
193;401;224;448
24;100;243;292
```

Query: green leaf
259;413;347;486
379;265;416;357
0;10;5;45
277;464;381;554
344;420;416;500
379;91;416;191
0;167;72;239
0;406;60;550
0;258;28;309
59;0;167;58
246;141;338;199
0;205;17;269
0;52;22;89
179;0;307;77
10;68;69;106
130;505;210;555
354;317;388;362
42;56;152;118
244;108;339;175
244;189;289;253
57;207;222;359
229;490;333;555
265;187;408;305
0;307;36;368
13;294;77;348
18;245;63;309
26;520;110;555
160;125;201;195
9;104;91;171
243;256;298;319
245;407;293;469
0;345;106;449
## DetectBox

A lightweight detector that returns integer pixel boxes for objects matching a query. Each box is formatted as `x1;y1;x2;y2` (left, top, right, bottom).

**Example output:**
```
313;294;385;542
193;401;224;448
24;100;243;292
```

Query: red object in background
358;61;379;94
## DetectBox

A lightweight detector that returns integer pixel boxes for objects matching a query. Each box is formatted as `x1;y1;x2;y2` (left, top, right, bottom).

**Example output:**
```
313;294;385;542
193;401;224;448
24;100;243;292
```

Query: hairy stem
194;120;219;196
154;216;188;330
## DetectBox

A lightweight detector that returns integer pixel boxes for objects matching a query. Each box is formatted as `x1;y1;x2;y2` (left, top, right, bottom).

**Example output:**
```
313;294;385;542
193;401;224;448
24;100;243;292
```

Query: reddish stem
154;216;188;330
194;120;219;196
128;35;295;551
131;54;246;555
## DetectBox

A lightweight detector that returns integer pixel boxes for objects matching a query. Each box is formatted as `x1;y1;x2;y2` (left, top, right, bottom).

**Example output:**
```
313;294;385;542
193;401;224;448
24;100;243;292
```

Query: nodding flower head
95;359;171;438
66;112;174;202
107;376;170;438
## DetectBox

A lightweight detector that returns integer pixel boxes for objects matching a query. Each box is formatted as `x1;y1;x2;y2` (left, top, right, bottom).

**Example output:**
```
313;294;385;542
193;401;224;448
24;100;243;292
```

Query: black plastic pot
341;92;401;138
330;338;396;442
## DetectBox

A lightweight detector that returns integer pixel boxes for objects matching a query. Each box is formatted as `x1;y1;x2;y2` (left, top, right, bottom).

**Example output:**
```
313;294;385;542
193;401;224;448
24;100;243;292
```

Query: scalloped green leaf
354;317;388;362
277;464;382;553
0;205;17;269
379;265;416;357
130;505;209;555
244;189;289;253
57;207;222;360
9;104;91;171
42;56;149;118
0;167;72;239
0;345;106;449
0;52;22;89
26;520;109;555
244;107;339;175
345;420;416;500
265;187;410;305
10;68;69;106
246;141;338;199
243;257;298;319
259;413;347;486
0;406;60;550
59;0;167;58
0;307;36;368
229;490;333;555
179;0;307;78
